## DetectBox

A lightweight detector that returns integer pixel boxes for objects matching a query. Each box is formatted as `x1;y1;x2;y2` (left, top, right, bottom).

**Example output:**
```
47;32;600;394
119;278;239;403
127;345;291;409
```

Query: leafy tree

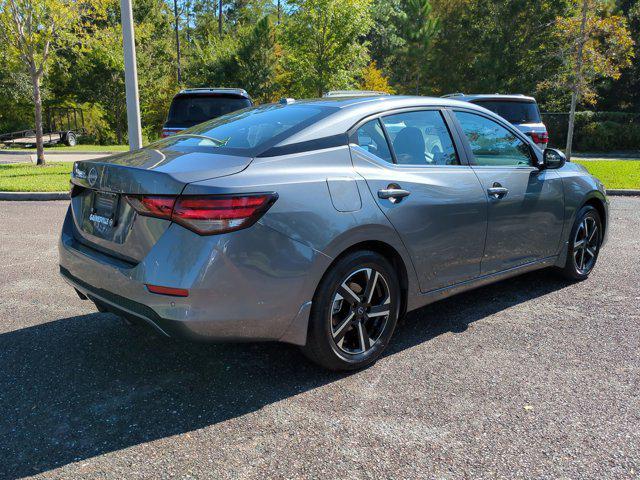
283;0;373;97
366;0;404;71
393;0;439;94
359;61;395;93
235;15;281;102
0;0;107;164
538;0;634;159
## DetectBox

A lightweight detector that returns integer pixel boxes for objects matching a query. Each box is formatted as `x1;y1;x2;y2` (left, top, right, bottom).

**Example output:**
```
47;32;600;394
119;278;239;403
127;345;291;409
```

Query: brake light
126;195;175;219
125;193;277;235
531;132;549;145
161;129;180;138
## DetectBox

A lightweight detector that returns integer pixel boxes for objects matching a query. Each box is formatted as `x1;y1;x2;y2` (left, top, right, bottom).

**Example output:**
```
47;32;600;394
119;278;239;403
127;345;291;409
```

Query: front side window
455;111;532;167
354;119;393;163
381;111;459;166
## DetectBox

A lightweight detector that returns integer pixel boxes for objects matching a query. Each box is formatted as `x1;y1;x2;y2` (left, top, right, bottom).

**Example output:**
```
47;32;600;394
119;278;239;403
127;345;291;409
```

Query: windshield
472;100;541;124
159;104;334;155
167;95;252;126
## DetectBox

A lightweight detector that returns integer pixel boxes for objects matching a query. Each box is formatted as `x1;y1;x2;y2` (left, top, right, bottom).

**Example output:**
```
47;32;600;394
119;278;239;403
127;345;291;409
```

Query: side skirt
407;256;559;312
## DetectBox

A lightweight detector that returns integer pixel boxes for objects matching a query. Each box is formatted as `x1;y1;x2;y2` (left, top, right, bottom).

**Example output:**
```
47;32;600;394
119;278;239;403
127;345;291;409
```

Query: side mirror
542;148;566;169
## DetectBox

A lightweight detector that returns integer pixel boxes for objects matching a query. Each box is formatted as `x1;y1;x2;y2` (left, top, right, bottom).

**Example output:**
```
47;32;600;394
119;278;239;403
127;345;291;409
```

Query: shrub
542;111;640;151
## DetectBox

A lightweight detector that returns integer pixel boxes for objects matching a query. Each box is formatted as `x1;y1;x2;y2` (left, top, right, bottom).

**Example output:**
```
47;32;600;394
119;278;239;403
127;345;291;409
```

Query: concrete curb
0;189;638;201
0;191;70;201
608;189;640;196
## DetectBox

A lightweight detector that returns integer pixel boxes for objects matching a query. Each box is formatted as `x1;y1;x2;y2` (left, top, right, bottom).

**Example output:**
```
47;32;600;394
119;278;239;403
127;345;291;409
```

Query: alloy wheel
330;268;391;354
573;216;599;274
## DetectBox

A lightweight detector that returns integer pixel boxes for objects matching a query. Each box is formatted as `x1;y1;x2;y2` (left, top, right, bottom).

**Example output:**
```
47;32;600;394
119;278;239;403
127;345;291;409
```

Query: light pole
120;0;143;151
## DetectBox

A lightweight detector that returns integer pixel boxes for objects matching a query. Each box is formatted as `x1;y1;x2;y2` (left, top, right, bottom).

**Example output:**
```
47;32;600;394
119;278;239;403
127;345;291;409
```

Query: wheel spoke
582;219;589;240
574;239;585;248
357;322;371;352
588;226;598;243
338;284;360;305
363;270;379;304
332;311;354;342
367;304;390;318
586;246;596;258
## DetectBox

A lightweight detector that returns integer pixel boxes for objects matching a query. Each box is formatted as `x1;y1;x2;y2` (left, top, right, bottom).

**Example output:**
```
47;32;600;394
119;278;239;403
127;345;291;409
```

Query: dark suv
162;88;253;138
443;94;549;149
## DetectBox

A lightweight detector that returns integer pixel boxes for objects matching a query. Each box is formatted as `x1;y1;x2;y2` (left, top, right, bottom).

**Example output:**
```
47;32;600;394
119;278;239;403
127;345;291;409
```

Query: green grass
0;144;128;153
574;160;640;190
0;162;72;192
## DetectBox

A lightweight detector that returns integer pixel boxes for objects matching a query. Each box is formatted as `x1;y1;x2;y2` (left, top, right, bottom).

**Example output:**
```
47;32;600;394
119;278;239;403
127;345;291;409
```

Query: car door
349;108;488;293
452;109;564;274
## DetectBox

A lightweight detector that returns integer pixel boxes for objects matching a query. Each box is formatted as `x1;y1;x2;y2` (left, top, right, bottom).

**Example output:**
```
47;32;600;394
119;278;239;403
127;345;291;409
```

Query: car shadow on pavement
0;269;571;479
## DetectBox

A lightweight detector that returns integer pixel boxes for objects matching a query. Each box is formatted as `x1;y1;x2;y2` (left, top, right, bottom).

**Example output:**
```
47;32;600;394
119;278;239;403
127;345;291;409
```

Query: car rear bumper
59;206;330;345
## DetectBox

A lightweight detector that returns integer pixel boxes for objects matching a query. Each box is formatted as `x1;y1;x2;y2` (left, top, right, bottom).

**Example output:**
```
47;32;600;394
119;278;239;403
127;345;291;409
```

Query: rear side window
381;110;459;165
472;100;541;124
455;111;532;166
167;96;252;125
166;104;331;153
355;119;393;163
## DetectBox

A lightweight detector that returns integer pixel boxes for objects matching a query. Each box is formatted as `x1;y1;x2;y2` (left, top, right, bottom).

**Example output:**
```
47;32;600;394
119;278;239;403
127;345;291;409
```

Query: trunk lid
70;145;252;263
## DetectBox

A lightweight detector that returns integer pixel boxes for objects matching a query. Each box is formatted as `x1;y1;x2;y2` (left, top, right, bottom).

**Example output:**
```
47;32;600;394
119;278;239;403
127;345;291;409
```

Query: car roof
275;95;497;146
443;93;537;103
176;88;251;99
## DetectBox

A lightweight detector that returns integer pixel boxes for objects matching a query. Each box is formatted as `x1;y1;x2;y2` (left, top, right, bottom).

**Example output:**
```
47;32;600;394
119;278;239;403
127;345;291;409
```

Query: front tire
559;205;602;281
302;251;401;371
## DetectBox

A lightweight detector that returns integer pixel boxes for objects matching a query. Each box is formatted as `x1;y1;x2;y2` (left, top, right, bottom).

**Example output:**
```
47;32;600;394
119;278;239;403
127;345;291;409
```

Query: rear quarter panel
183;146;421;307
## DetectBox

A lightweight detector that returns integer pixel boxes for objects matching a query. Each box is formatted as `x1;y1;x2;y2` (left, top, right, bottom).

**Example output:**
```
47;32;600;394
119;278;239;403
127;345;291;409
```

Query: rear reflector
146;284;189;297
125;193;277;235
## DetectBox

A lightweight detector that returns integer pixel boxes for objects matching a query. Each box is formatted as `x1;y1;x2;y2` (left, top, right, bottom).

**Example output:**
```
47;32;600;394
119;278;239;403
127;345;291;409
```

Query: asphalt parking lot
1;198;638;479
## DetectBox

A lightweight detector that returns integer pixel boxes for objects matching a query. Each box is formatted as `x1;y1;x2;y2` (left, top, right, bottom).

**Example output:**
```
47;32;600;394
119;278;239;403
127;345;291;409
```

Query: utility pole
566;0;589;162
173;0;182;83
120;0;143;150
218;0;223;35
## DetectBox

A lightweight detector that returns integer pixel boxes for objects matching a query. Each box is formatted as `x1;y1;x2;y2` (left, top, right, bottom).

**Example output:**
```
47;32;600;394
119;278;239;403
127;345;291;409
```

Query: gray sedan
60;96;608;370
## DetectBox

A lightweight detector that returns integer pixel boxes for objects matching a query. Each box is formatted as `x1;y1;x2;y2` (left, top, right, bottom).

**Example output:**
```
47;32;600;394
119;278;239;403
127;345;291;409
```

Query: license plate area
89;191;120;229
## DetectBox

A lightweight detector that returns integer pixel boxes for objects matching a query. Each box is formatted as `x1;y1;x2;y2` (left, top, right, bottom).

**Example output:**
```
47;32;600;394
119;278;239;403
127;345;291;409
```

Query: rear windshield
159;104;334;156
472;100;541;124
167;95;252;126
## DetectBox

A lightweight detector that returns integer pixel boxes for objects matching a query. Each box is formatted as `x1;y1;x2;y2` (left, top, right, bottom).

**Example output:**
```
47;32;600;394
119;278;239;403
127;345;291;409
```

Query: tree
359;61;395;93
539;0;634;159
393;0;439;94
283;0;372;97
0;0;107;164
235;15;281;103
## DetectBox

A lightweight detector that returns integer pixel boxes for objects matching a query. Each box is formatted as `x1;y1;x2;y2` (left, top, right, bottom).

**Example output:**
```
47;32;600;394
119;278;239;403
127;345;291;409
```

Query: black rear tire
558;205;602;281
301;250;401;371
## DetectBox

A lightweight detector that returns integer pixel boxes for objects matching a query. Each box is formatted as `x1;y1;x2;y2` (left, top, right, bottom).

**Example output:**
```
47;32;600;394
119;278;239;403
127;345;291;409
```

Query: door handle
487;185;508;199
378;188;411;203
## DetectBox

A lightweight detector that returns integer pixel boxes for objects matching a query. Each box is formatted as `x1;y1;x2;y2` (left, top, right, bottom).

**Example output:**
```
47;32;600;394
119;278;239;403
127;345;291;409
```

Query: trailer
0;107;86;147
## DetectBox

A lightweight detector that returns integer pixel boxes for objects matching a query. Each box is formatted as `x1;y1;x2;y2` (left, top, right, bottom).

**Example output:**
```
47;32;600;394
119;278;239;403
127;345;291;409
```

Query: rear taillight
161;129;179;138
531;132;549;145
125;193;277;235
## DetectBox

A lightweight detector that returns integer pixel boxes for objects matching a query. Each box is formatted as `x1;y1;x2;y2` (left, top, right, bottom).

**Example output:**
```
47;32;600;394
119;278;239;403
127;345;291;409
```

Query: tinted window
165;104;330;152
472;100;541;124
381;111;459;165
455;111;532;166
167;95;252;126
355;119;393;163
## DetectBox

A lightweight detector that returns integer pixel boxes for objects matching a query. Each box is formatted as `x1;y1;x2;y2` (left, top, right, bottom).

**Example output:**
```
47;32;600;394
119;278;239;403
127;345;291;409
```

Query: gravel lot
1;198;638;479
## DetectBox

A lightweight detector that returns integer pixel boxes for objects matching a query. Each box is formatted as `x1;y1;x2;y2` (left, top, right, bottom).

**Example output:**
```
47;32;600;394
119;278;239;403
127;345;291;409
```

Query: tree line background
0;0;637;149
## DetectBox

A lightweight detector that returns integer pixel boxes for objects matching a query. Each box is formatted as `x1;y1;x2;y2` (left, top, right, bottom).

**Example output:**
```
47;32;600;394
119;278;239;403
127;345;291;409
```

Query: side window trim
450;108;536;168
377;118;398;164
